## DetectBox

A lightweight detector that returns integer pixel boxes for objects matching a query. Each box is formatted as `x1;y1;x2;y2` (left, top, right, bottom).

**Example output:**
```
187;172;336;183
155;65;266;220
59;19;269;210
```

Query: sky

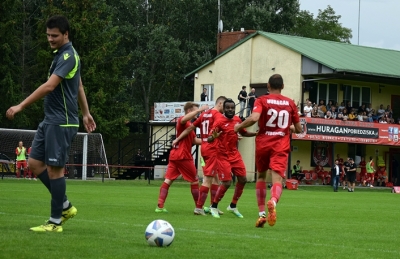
299;0;400;51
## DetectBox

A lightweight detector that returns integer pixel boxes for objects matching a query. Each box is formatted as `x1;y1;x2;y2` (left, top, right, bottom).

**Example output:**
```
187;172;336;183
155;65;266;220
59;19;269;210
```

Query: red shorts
164;159;198;182
256;146;288;178
16;160;27;169
203;155;223;177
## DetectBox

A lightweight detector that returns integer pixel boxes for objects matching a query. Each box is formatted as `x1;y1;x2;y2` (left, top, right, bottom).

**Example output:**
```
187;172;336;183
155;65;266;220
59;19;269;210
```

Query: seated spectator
337;102;345;113
348;110;356;121
376;166;387;186
325;111;334;119
312;106;320;118
337;111;343;120
358;104;367;114
318;100;327;117
342;108;349;121
357;112;364;121
330;106;338;119
364;111;373;122
377;104;385;119
366;103;373;114
379;117;388;123
292;160;305;181
386;105;393;119
327;100;333;111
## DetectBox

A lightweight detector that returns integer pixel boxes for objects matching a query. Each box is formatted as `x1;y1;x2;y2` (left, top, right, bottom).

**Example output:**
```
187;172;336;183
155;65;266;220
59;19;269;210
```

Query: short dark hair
242;86;246;90
46;15;70;34
296;160;300;163
268;74;283;89
223;98;235;108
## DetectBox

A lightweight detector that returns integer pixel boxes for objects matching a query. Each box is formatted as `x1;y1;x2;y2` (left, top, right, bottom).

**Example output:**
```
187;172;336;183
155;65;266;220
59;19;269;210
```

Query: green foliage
1;0;352;139
291;6;352;43
0;180;399;259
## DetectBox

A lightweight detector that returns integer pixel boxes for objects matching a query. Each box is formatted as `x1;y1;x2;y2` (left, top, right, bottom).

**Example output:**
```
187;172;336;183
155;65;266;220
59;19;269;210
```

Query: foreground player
155;102;208;213
208;99;257;218
172;96;227;215
6;15;96;232
234;74;302;227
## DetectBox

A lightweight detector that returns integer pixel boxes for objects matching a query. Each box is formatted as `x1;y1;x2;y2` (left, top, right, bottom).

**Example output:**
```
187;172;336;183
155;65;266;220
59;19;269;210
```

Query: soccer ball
145;219;175;247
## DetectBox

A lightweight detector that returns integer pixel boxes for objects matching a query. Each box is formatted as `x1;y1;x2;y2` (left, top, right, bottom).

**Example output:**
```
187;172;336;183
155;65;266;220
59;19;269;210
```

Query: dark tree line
0;0;351;141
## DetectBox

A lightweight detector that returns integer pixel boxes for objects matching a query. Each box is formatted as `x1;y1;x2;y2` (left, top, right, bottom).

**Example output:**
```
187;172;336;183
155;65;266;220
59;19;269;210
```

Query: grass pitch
0;179;399;259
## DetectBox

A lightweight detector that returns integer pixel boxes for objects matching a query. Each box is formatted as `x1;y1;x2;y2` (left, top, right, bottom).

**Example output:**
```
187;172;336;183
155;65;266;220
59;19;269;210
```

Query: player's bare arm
172;124;196;146
78;78;96;133
180;104;209;124
6;74;62;120
192;137;202;145
292;122;302;134
234;112;260;132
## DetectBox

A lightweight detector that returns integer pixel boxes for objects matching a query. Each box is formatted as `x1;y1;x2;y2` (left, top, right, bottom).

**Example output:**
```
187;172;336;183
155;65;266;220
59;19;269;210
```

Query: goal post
0;128;109;180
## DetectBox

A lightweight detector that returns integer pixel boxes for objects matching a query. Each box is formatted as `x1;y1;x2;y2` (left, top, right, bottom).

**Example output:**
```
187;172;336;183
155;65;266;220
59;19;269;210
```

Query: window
309;83;338;105
342;85;371;108
201;84;214;101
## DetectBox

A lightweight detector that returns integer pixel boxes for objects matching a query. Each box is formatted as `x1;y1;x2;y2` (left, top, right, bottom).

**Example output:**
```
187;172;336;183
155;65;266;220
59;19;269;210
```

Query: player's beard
225;112;234;119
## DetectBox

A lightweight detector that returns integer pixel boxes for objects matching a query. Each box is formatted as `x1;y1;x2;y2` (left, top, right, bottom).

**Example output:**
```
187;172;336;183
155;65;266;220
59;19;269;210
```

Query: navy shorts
30;122;78;167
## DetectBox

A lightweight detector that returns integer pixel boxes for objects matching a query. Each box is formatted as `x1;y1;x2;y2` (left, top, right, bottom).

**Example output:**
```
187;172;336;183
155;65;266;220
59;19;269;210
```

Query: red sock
213;184;228;204
231;182;245;205
190;183;199;205
197;186;209;209
157;182;170;208
270;183;283;204
210;184;219;205
256;181;266;212
23;170;27;178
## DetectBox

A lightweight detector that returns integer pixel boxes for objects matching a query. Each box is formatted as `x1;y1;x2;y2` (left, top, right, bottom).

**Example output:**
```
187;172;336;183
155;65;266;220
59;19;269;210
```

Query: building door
391;95;400;121
389;148;400;185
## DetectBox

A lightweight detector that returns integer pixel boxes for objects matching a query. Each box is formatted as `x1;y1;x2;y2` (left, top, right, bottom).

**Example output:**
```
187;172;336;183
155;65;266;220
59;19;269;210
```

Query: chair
304;171;312;185
311;170;318;184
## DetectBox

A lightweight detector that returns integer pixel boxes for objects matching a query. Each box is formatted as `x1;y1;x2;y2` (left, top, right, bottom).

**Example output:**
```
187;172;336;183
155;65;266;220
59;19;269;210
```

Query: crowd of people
302;100;397;123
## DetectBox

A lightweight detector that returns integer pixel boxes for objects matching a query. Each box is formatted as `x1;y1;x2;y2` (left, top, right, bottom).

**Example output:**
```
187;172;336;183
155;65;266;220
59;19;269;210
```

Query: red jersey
253;94;300;152
169;116;195;160
192;109;222;156
359;160;366;174
211;115;247;157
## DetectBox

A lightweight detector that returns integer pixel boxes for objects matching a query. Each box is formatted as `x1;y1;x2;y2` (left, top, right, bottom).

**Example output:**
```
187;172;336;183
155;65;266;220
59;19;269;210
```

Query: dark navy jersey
44;42;80;126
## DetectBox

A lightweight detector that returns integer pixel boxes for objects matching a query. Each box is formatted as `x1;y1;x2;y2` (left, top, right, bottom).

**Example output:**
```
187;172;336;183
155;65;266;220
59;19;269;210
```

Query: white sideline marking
0;211;398;255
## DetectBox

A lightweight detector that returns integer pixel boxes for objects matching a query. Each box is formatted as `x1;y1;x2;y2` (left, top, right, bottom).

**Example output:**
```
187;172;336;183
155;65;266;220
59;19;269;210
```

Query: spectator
377;104;385;119
358;104;367;114
134;149;145;162
238;86;247;120
311;106;320;118
246;88;257;117
330;106;337;119
200;88;208;101
326;100;333;111
292;160;304;181
303;101;313;118
386;105;393;119
376;166;387;186
324;111;334;119
338;102;345;113
348;110;356;121
357;112;364;121
342;108;349;121
332;159;341;192
318;100;327;116
345;101;353;112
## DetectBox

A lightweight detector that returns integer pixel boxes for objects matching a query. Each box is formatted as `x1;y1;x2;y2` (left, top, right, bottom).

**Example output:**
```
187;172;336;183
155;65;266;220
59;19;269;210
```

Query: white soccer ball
145;219;175;247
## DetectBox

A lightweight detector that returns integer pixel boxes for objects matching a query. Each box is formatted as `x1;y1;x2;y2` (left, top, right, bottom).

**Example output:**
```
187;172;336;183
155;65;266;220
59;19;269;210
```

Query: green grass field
0;179;399;259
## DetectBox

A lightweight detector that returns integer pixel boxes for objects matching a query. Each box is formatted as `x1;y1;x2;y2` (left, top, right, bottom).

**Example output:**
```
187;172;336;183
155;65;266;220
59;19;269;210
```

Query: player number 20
266;109;289;128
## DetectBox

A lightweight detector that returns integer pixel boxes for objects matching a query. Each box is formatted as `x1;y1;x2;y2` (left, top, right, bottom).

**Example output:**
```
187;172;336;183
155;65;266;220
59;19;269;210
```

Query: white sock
63;200;70;210
49;217;61;224
259;211;265;217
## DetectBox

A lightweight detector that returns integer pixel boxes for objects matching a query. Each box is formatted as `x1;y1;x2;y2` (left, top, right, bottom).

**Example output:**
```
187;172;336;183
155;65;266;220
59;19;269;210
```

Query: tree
291;6;352;43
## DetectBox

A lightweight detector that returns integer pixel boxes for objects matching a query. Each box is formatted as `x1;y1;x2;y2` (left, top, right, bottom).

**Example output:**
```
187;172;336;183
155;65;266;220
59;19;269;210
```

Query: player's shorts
203;153;230;178
256;145;288;178
229;159;246;178
165;159;198;182
30;122;78;167
347;172;356;183
16;160;27;169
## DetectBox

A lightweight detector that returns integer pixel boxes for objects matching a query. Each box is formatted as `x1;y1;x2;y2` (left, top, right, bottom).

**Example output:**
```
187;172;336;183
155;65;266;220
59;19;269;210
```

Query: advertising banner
153;101;214;121
292;117;400;146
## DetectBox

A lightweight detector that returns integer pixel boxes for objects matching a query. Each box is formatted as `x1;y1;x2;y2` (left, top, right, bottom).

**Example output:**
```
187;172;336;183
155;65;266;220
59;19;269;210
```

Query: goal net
0;128;109;180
